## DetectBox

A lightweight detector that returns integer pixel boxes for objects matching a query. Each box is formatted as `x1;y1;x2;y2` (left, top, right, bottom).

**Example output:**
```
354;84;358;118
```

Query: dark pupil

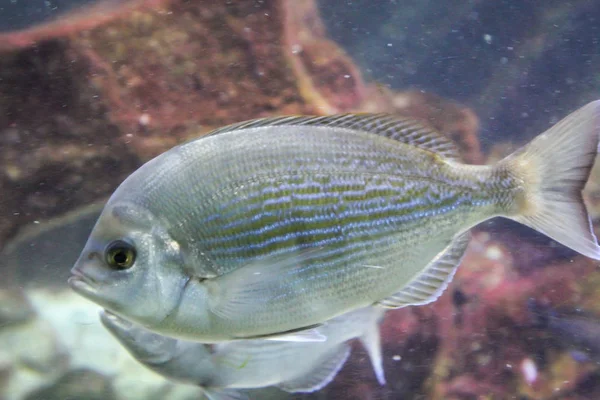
113;250;128;265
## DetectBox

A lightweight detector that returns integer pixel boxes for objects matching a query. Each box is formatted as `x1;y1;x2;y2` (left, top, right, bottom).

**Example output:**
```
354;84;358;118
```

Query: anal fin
376;232;470;308
359;318;386;385
277;343;351;393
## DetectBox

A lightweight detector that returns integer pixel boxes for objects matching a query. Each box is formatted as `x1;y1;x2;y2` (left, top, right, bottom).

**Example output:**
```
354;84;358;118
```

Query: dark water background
0;0;98;32
318;0;600;149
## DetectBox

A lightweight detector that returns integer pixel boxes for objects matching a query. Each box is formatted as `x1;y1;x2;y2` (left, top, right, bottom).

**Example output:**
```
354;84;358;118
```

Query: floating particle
520;358;537;385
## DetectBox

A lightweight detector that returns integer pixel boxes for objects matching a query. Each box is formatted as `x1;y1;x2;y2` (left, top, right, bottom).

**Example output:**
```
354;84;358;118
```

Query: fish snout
68;264;94;284
68;252;106;293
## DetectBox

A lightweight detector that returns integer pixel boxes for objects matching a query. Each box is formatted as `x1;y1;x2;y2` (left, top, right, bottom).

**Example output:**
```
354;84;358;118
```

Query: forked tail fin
500;100;600;260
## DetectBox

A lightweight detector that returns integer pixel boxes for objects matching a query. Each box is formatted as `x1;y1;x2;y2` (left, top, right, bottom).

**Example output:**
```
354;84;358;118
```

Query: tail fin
501;100;600;260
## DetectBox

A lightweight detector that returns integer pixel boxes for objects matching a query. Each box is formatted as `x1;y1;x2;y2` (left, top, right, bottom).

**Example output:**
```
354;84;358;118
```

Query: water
0;0;98;33
1;0;600;399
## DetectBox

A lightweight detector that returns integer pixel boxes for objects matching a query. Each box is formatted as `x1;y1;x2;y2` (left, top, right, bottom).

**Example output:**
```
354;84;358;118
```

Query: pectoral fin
376;232;470;308
207;247;331;330
277;343;351;393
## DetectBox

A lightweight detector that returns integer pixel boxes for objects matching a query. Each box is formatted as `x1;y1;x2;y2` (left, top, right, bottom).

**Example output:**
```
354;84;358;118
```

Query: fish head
100;310;180;365
69;202;188;326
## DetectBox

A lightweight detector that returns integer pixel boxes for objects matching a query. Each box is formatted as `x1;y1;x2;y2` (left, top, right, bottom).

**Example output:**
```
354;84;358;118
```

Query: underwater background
1;0;600;399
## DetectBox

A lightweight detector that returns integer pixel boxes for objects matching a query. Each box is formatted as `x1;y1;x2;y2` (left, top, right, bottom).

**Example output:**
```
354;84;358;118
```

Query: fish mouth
68;268;97;295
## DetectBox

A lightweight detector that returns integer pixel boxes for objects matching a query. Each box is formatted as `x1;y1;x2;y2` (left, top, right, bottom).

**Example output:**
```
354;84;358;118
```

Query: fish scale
200;175;476;257
168;134;491;252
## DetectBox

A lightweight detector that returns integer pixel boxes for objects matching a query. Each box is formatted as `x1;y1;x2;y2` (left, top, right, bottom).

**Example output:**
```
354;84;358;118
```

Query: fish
69;101;600;342
100;306;386;400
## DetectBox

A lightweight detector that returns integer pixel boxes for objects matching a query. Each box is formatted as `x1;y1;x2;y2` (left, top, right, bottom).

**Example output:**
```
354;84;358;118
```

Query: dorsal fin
204;114;462;160
376;232;470;309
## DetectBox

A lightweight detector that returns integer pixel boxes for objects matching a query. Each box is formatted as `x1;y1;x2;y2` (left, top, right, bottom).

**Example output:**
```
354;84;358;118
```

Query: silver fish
100;306;385;400
70;101;600;342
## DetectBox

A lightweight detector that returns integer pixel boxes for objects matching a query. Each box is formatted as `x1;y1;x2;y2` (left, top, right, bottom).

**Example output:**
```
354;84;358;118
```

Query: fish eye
105;240;137;270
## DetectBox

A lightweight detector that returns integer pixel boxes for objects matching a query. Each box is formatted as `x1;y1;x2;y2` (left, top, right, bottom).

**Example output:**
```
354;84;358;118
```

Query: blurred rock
0;316;70;400
0;0;161;51
0;357;10;397
524;302;600;399
0;320;68;375
0;287;35;326
23;369;116;400
0;39;140;250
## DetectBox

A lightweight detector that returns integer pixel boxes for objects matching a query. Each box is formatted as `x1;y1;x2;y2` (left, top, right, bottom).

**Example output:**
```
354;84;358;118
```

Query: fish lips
68;266;98;296
68;250;106;295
